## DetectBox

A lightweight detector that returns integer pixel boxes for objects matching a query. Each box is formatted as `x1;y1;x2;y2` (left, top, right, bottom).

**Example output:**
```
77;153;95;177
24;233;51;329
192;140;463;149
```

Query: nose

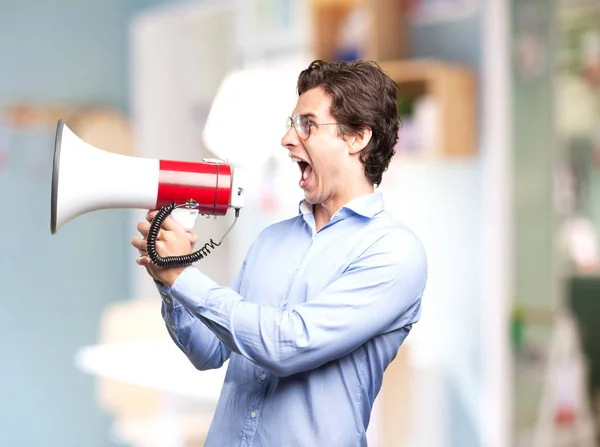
281;125;299;150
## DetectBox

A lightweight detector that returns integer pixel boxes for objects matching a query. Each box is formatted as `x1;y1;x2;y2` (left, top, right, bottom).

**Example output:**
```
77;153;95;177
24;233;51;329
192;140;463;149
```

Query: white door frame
481;0;513;445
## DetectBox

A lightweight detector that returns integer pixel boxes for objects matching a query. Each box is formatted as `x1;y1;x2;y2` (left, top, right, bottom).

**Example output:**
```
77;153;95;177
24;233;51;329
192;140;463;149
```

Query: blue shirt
156;192;427;447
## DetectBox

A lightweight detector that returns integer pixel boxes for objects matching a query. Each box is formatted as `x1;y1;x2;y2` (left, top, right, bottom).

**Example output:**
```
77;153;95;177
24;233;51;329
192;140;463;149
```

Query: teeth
290;156;303;163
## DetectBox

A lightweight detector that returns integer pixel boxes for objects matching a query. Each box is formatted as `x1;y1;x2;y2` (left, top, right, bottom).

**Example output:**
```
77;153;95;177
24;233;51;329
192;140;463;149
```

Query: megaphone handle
146;201;238;268
170;208;199;230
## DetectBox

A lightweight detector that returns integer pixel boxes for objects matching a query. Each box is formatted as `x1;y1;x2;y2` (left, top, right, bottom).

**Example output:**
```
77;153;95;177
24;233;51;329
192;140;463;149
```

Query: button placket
256;371;267;385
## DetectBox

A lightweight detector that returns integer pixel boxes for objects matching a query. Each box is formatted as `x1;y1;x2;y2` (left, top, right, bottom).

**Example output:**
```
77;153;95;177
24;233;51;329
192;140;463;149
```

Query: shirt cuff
155;280;177;310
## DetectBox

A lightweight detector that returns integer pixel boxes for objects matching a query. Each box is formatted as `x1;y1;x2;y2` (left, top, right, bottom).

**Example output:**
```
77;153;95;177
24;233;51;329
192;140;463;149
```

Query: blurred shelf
4;104;133;155
311;0;355;6
382;59;477;157
308;0;477;157
4;104;83;128
310;0;407;62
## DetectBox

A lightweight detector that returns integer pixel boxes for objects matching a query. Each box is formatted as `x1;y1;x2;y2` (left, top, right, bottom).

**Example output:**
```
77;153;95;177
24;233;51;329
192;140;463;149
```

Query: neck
313;180;374;231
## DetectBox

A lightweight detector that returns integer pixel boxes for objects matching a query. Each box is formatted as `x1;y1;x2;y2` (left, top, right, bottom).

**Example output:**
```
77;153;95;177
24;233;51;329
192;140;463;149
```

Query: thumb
187;231;198;245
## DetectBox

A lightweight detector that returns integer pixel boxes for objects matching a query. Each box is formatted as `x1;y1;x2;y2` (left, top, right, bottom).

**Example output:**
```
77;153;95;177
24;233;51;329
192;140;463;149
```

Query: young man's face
281;87;353;206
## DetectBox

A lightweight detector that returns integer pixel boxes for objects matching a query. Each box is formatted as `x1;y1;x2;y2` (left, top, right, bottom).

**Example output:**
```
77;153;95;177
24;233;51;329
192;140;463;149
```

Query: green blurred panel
512;0;560;311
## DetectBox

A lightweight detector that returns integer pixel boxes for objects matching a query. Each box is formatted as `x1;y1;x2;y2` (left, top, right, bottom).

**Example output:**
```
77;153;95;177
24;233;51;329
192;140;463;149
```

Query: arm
159;285;231;371
131;210;234;371
170;231;427;377
158;266;246;370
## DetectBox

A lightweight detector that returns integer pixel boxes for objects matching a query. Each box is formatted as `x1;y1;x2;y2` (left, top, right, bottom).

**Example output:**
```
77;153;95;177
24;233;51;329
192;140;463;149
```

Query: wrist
163;266;188;288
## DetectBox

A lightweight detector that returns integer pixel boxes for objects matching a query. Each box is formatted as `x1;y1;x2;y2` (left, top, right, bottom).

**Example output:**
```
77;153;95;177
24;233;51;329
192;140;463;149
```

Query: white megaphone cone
50;119;245;235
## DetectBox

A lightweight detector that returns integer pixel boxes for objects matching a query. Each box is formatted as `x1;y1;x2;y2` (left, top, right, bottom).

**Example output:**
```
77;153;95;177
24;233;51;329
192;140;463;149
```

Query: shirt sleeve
157;265;245;371
170;230;427;377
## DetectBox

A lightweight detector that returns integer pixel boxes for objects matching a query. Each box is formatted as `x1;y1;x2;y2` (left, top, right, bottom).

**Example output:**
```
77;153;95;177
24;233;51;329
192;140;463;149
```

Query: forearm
173;284;309;376
157;283;230;370
192;297;347;376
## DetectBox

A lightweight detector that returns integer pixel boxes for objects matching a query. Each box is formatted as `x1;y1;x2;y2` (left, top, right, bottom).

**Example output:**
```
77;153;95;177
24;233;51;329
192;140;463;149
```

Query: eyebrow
296;112;317;119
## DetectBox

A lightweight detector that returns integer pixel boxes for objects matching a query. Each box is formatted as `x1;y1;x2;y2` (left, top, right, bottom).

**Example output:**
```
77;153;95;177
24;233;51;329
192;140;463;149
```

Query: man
131;59;427;446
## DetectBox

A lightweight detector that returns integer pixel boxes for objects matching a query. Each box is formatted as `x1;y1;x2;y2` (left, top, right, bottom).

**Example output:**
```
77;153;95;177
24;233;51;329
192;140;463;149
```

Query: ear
348;127;372;155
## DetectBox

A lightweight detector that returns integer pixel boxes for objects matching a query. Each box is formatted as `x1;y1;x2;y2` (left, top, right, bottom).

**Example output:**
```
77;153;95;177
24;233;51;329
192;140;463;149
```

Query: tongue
300;164;313;187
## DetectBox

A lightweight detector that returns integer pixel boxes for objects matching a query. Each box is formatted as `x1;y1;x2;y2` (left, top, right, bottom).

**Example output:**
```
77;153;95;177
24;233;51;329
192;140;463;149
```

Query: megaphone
51;119;245;267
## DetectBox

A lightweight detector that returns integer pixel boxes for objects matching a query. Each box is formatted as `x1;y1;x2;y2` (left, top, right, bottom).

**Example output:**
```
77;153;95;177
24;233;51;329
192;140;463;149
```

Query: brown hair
297;60;400;186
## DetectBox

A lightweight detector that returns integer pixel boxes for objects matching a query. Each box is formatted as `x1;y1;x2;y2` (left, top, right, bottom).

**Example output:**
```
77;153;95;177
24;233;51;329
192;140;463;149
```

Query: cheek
313;155;342;184
307;138;347;178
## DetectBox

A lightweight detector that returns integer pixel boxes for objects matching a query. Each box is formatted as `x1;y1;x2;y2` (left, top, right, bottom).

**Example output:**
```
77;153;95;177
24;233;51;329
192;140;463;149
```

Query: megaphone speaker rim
50;119;64;234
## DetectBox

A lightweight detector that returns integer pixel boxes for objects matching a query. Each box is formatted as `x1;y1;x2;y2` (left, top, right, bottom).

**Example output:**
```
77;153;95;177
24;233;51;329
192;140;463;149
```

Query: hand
130;211;199;287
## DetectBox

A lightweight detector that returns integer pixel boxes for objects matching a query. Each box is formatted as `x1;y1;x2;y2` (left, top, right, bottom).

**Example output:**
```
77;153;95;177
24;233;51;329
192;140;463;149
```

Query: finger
158;215;184;232
131;236;147;251
137;221;150;237
187;231;198;245
136;256;151;266
137;221;159;239
145;211;181;233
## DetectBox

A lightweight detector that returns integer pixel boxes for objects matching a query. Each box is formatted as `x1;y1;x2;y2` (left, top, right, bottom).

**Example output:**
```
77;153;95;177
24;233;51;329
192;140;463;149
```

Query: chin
302;191;318;205
303;194;316;205
304;190;327;206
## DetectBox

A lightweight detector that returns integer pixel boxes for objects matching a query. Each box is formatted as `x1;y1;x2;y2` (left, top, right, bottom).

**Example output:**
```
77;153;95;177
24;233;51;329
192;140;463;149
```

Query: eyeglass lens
289;115;310;139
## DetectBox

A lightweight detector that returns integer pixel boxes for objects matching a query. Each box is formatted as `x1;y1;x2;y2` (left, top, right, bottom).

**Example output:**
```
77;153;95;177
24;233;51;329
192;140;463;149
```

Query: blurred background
1;0;599;446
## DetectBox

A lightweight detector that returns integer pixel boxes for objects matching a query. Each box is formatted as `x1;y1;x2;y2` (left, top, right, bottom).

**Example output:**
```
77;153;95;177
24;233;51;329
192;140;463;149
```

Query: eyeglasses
286;114;342;140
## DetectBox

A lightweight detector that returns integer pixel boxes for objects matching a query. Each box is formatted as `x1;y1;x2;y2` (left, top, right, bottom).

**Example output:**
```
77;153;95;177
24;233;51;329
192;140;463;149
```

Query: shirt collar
298;192;384;219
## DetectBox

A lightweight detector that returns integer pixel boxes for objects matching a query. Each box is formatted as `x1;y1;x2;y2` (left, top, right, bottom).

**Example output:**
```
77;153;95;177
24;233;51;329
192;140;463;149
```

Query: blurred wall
0;1;185;446
407;9;482;447
409;10;481;72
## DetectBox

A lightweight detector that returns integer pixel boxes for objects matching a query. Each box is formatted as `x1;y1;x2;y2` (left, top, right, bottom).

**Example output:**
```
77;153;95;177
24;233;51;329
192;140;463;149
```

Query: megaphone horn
51;119;245;266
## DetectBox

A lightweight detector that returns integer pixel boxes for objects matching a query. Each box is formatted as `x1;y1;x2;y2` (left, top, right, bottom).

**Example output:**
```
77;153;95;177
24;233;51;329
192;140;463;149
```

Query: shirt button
160;291;168;297
260;374;267;381
164;298;172;304
250;411;257;419
170;324;176;330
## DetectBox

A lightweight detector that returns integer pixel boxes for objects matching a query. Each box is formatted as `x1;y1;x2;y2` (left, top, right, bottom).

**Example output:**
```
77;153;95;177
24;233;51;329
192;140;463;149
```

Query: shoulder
358;212;428;277
257;214;305;240
369;211;425;252
341;213;427;307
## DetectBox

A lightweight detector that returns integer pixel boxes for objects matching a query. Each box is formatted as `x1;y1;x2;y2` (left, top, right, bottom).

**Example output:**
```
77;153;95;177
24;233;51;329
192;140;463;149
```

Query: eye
296;115;310;128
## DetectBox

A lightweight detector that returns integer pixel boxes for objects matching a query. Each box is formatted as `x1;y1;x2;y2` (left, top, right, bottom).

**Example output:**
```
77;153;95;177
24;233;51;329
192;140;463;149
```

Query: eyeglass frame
286;114;343;140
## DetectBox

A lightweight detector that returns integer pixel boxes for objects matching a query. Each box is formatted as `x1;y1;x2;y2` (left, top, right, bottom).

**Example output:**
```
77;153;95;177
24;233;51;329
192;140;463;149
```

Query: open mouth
290;156;313;188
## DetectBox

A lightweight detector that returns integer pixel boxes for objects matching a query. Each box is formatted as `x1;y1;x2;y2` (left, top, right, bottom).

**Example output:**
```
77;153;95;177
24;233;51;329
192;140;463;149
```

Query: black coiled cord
146;201;238;268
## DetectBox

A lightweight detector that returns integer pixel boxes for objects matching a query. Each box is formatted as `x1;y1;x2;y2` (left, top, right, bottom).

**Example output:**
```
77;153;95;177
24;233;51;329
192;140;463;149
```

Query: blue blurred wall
0;1;182;446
